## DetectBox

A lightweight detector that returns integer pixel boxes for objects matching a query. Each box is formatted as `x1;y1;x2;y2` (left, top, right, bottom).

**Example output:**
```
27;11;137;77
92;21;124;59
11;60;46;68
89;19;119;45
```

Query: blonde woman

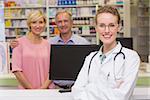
12;10;54;89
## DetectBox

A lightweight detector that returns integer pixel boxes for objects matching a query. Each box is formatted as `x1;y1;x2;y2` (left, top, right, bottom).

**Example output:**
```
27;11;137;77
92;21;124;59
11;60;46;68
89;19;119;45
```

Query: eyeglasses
98;23;118;31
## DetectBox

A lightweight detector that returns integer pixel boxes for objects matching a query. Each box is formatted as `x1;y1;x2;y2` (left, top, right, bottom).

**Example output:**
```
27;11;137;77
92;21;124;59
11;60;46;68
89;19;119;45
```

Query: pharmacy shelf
138;5;150;8
4;5;47;41
49;15;95;18
136;0;149;61
49;4;96;8
5;17;27;20
5;27;28;29
49;25;95;27
4;5;46;9
49;4;124;8
4;0;130;41
137;16;150;18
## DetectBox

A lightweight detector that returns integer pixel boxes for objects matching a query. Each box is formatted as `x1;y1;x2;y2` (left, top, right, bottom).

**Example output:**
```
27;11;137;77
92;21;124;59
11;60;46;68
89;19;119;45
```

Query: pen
107;72;110;80
59;89;71;93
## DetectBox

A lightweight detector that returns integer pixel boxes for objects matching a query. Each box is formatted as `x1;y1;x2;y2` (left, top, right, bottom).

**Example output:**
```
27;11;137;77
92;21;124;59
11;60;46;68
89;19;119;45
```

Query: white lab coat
72;42;140;100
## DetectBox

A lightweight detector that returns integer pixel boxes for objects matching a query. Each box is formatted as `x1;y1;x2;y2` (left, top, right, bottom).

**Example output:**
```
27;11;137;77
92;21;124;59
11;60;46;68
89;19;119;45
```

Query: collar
98;42;122;57
98;42;123;64
57;34;75;44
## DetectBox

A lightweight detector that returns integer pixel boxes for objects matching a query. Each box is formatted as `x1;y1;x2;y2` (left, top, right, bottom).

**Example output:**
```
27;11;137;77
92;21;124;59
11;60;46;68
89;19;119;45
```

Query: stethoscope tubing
88;46;125;81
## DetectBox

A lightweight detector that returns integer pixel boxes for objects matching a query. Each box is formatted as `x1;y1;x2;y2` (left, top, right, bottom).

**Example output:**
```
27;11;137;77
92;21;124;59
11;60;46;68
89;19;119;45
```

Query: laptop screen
49;45;100;80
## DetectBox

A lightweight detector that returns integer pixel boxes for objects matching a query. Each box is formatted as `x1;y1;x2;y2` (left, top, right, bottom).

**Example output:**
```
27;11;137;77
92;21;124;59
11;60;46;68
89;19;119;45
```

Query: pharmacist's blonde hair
55;9;73;22
27;10;46;30
95;5;121;25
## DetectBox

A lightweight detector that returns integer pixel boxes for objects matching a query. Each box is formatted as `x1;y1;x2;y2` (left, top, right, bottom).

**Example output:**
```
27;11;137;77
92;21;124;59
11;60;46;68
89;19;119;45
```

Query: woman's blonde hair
27;10;46;30
95;5;121;25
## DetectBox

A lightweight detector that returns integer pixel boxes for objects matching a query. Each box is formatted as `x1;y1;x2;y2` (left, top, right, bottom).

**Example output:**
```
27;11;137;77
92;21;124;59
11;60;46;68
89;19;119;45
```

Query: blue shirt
50;34;90;45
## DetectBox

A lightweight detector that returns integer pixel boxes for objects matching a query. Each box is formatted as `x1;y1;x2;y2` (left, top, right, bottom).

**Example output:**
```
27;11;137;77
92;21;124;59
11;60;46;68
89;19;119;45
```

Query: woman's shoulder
17;36;27;44
41;39;50;49
42;38;49;45
122;47;140;59
89;51;98;55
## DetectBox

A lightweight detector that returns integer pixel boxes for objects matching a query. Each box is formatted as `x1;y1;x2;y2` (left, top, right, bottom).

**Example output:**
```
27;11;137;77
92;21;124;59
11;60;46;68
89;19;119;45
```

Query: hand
39;79;52;89
54;85;61;89
39;86;48;89
10;39;19;49
116;80;124;88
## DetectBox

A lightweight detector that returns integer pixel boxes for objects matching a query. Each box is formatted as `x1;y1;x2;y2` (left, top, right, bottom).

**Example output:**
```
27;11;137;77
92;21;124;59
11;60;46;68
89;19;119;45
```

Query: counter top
0;89;73;100
0;88;149;100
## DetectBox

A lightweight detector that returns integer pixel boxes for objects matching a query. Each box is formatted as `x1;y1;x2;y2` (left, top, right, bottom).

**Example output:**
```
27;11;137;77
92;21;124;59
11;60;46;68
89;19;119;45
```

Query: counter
0;89;72;100
0;88;150;100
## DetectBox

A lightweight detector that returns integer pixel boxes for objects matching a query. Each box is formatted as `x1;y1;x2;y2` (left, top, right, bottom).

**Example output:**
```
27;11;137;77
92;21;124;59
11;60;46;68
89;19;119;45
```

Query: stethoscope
88;46;125;81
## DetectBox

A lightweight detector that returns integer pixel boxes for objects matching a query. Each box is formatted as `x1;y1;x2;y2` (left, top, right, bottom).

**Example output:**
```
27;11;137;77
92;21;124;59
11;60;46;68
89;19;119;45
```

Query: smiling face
30;17;46;35
55;12;73;35
27;10;46;36
96;13;119;46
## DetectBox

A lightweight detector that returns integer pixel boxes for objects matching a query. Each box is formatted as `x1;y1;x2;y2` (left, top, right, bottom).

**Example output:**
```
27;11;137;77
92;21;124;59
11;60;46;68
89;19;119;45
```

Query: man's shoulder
49;35;60;44
50;35;59;40
73;34;84;39
73;34;90;44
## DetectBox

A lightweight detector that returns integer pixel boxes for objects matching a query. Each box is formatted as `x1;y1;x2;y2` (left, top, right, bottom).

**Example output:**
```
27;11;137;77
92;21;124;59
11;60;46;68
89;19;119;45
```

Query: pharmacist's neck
103;41;117;54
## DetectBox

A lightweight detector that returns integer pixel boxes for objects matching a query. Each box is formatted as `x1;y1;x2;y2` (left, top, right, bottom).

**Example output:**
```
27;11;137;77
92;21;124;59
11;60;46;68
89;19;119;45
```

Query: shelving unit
4;5;47;42
4;0;130;44
136;0;149;62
